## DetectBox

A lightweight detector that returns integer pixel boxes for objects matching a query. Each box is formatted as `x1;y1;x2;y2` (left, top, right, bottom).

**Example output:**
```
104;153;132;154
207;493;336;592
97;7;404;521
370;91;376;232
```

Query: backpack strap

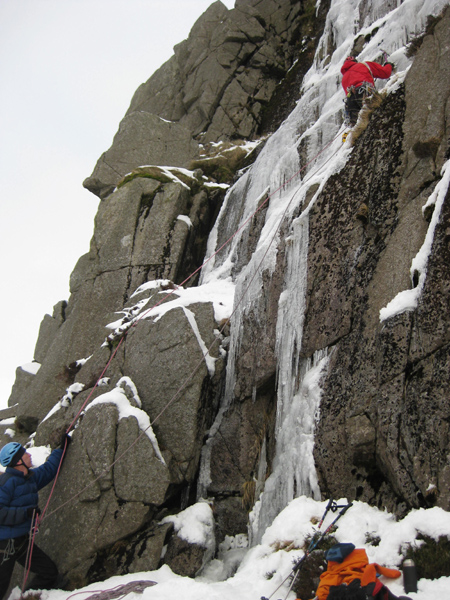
362;62;374;79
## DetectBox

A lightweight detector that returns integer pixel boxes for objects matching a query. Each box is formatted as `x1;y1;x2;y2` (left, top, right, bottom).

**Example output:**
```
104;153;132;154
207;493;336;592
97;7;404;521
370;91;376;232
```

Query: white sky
0;0;235;407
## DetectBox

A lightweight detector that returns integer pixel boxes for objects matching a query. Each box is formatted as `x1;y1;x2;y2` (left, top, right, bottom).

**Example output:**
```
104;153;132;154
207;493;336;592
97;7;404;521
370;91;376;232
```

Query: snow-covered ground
11;496;450;600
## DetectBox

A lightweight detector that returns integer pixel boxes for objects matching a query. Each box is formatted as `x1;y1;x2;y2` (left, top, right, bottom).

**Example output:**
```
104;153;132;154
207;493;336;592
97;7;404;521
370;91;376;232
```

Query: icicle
247;211;327;544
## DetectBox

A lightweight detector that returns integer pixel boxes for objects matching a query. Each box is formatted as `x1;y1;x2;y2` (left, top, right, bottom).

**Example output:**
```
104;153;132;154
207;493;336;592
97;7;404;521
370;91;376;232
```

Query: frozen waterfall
198;0;447;543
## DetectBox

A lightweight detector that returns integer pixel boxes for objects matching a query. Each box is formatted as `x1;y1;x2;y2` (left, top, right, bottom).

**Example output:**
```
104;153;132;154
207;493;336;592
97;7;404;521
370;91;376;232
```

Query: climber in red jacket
341;56;393;126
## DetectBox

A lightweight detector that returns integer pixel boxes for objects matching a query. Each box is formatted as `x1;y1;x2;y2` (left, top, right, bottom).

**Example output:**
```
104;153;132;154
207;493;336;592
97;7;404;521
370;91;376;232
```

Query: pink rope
41;131;342;521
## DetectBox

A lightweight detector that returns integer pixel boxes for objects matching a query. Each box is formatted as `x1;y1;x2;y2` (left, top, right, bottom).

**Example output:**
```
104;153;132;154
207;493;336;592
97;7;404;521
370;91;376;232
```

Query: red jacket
341;59;392;93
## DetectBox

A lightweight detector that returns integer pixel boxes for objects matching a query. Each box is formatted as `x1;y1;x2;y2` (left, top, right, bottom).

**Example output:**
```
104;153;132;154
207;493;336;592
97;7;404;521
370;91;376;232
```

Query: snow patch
182;307;217;376
380;159;450;321
177;215;193;228
86;378;165;464
20;362;40;375
161;501;215;550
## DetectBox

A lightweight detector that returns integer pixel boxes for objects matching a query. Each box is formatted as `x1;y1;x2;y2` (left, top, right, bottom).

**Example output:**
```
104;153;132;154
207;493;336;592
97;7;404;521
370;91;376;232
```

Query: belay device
261;499;353;600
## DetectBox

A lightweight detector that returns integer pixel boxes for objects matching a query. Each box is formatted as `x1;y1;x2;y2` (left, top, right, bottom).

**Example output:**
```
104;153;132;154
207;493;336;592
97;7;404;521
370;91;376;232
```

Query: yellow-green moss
116;165;203;192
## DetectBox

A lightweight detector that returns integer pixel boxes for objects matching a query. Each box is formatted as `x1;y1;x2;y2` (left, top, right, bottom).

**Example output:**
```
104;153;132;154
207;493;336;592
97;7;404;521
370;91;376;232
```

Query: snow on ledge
86;378;165;465
380;159;450;322
20;362;41;375
177;214;193;228
161;500;215;549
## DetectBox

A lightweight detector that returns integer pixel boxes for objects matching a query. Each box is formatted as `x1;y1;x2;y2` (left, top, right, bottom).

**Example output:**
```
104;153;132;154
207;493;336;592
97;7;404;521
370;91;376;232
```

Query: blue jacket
0;448;63;540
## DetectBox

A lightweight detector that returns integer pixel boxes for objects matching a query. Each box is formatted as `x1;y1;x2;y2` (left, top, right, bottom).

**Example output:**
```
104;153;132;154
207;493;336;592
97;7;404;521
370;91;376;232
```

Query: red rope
40;130;342;522
21;510;38;594
64;132;340;435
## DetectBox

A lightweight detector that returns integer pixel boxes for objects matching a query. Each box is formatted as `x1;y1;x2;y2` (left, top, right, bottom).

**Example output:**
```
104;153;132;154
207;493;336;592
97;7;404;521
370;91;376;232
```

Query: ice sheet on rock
196;0;446;543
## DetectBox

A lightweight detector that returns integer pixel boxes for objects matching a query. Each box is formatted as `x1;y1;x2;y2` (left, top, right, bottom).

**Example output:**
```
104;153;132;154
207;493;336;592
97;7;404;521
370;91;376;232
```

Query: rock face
83;0;329;198
3;0;450;591
312;9;450;513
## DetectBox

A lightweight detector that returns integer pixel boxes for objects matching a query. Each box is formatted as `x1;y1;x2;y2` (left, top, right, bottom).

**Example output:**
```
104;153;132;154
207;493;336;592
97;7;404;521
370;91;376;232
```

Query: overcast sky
0;0;235;407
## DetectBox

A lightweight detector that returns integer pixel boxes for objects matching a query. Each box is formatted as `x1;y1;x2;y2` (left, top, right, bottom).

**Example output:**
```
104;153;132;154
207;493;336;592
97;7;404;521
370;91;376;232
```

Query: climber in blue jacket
0;438;69;599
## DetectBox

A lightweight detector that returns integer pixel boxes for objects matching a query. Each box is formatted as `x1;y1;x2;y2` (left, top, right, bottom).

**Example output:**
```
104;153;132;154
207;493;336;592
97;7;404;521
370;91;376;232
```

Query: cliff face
3;0;450;589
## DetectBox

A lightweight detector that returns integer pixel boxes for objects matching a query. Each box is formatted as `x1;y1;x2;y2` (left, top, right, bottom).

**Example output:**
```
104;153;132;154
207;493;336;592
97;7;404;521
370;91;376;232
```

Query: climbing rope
65;580;157;600
21;509;39;595
21;127;344;592
41;128;344;520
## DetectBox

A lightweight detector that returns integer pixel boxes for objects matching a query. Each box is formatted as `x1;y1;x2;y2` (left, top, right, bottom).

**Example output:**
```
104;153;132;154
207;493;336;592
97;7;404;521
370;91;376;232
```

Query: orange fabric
312;548;401;600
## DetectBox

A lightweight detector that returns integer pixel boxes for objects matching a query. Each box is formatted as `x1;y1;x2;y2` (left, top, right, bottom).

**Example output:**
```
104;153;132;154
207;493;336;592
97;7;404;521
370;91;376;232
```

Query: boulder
163;535;207;577
37;399;170;582
114;416;170;505
121;302;224;482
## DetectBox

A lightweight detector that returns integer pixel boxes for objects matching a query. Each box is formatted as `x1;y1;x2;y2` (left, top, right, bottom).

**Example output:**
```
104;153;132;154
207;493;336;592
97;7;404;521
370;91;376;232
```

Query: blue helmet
0;442;25;467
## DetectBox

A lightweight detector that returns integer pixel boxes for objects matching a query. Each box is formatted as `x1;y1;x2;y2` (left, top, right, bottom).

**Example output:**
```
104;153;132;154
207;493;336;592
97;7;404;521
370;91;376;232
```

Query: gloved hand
386;61;395;70
59;432;72;450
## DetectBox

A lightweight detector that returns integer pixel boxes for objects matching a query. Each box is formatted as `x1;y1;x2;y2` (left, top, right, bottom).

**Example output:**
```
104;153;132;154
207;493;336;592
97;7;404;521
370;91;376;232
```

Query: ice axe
261;500;353;600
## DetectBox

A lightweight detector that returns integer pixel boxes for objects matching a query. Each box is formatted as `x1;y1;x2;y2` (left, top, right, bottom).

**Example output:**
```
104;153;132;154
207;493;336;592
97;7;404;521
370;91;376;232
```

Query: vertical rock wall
4;0;331;587
3;0;449;590
312;8;450;513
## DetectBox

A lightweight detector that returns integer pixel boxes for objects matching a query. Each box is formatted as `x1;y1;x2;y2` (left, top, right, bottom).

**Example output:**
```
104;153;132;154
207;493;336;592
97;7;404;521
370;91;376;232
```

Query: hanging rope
65;129;343;432
21;128;344;593
41;129;343;522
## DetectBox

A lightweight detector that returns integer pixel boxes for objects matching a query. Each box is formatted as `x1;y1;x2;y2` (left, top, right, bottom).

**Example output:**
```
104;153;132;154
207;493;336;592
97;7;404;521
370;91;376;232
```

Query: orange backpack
313;546;401;600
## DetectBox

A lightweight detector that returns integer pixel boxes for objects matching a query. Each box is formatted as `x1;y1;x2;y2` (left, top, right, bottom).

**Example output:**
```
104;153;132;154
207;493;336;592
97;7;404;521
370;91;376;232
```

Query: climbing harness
21;128;345;592
261;499;353;600
344;80;379;128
